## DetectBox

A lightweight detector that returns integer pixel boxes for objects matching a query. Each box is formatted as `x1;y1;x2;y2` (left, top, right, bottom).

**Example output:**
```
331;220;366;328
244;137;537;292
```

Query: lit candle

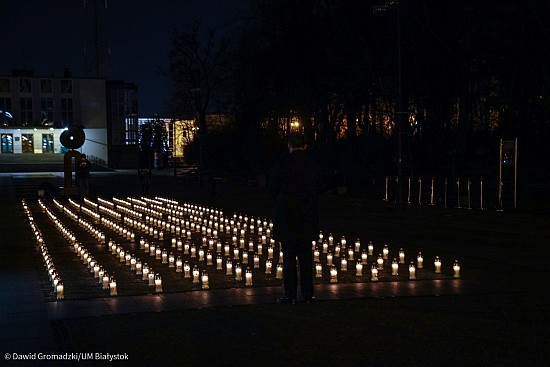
93;264;100;278
245;268;253;286
56;281;64;300
148;271;155;286
207;251;213;266
453;260;461;278
328;233;334;246
168;253;175;268
216;242;222;253
409;262;416;280
268;246;274;259
191;246;197;258
177;240;183;251
201;271;209;289
355;239;361;253
327;252;333;266
391;259;399;276
224;243;230;256
322;242;328;254
184;261;191;278
142;265;149;281
226;260;233;275
136;261;142;275
242;251;249;264
171;238;177;248
314;248;320;262
330;266;338;283
216;256;223;270
149;244;156;257
361;250;368;265
315;263;323;278
257;243;263;255
377;254;384;270
265;259;273;275
155;274;163;292
382;244;389;259
354;261;363;276
198;248;205;261
371;264;378;281
254;254;260;269
348;248;354;261
98;268;105;283
341;258;347;272
176;256;183;272
334;244;341;257
417;252;424;268
109;277;117;296
399;248;405;264
233;248;240;260
235;264;242;281
276;263;283;279
102;274;110;289
434;256;442;273
368;241;374;256
192;266;200;284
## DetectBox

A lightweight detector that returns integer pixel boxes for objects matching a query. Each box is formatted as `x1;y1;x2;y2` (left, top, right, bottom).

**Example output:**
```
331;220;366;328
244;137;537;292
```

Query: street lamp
374;0;405;207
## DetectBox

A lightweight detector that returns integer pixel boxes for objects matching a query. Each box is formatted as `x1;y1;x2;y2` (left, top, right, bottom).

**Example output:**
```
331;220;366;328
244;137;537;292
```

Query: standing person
269;133;321;304
77;154;92;197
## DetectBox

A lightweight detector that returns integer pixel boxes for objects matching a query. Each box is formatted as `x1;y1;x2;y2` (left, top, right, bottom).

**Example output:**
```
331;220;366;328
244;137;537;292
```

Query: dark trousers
282;240;314;300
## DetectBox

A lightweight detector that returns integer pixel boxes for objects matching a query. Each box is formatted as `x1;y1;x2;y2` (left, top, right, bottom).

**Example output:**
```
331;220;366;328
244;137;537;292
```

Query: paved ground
0;157;549;366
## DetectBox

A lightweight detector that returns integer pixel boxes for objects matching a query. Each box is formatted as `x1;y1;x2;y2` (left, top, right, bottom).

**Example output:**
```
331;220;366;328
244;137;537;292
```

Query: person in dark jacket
269;133;321;304
77;154;92;197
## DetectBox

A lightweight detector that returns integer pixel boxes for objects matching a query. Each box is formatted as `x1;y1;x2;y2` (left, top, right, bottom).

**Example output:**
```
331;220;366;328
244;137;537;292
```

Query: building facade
0;70;138;168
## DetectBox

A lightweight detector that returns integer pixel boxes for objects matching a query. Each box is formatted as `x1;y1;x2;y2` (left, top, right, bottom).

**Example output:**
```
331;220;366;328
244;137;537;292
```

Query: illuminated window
1;134;14;153
21;134;34;153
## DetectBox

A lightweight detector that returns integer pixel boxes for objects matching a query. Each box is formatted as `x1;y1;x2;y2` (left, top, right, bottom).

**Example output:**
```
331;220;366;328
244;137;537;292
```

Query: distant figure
269;133;321;304
139;168;152;196
77;154;92;197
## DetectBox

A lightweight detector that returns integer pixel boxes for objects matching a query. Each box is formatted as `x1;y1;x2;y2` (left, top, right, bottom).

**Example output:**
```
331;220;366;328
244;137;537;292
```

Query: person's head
288;133;307;153
81;154;87;160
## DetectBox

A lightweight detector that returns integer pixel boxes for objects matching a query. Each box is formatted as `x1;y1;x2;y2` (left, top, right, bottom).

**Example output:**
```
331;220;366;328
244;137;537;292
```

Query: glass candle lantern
192;266;200;283
409;262;416;280
361;250;368;265
184;261;191;278
399;248;405;264
341;258;347;272
368;241;374;256
417;252;424;269
276;263;283;279
355;261;363;277
245;268;253;286
382;244;389;259
391;259;399;276
330;266;338;283
327;252;333;266
453;260;461;278
109;277;117;296
226;260;233;275
235;264;242;281
377;254;384;270
315;263;323;278
434;256;442;273
265;259;273;275
176;257;183;272
371;264;379;281
201;271;209;290
355;239;361;253
155;274;163;292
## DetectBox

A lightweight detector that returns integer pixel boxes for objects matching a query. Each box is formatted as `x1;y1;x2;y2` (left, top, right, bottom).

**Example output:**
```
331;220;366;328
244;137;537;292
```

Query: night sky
0;0;250;116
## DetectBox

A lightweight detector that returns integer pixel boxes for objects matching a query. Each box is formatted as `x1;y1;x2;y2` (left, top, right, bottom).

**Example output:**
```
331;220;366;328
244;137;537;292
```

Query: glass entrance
1;134;14;153
22;134;34;153
42;133;54;153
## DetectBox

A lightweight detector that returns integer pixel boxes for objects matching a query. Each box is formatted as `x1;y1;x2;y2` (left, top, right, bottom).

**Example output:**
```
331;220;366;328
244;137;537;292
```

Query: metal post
394;176;399;205
514;138;518;210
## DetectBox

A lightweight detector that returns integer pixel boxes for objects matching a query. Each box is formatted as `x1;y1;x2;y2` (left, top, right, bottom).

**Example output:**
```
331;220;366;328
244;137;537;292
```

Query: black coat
269;149;321;244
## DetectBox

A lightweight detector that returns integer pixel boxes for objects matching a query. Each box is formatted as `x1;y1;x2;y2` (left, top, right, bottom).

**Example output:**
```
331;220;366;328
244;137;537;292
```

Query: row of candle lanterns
23;200;65;300
39;200;119;297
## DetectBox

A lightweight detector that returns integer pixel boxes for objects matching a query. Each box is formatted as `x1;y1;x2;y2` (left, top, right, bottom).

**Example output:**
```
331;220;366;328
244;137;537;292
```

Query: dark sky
0;0;250;116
